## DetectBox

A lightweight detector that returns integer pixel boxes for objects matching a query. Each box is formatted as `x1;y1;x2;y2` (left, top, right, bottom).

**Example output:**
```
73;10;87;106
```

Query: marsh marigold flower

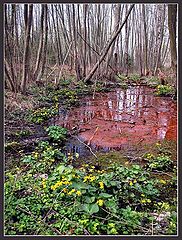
99;181;104;189
97;199;104;206
76;190;81;196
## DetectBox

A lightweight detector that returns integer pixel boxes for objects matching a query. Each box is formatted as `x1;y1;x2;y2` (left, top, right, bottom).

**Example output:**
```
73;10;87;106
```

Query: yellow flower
141;194;145;197
129;181;133;186
76;190;81;196
51;185;56;191
162;202;170;210
99;181;104;189
33;152;39;158
160;179;166;184
147;199;151;203
68;189;76;195
63;181;72;185
133;179;137;183
141;199;146;203
63;188;68;193
42;180;46;189
97;199;104;206
89;176;96;182
83;175;91;182
79;167;85;171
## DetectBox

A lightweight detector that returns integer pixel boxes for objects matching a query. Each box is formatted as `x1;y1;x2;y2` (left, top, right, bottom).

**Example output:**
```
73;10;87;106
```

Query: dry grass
5;91;36;112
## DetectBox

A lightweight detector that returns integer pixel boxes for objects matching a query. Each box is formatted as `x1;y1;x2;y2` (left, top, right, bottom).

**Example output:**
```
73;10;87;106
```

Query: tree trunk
20;4;33;94
142;4;148;75
33;4;44;81
84;4;134;83
83;4;88;77
168;4;177;75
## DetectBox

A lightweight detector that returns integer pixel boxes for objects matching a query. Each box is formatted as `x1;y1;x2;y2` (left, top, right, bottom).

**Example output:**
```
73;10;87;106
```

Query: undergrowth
5;126;177;235
5;77;177;236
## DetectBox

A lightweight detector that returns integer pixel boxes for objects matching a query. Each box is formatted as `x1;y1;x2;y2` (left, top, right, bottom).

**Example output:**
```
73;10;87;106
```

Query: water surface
56;86;177;152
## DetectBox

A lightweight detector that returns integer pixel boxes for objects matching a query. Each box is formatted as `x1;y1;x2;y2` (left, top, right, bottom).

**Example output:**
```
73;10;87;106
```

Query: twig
72;135;97;158
88;126;99;145
45;63;57;81
16;206;62;235
151;170;173;177
101;207;149;232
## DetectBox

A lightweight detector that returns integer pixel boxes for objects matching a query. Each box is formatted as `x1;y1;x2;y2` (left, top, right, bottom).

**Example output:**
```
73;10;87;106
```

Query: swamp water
55;86;177;157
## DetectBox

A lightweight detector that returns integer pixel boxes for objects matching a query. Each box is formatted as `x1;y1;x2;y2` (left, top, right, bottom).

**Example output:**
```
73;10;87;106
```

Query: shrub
155;84;175;96
46;125;68;142
146;154;173;171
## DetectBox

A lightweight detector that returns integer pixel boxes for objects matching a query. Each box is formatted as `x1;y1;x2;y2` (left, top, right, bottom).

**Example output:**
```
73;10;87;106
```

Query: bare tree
84;4;135;83
168;4;177;75
20;4;33;94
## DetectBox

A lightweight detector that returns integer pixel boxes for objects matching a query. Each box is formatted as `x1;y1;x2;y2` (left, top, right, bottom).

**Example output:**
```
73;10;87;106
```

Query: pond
56;86;177;154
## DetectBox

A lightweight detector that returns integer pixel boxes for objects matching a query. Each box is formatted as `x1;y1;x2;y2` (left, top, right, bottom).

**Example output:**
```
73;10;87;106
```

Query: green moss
85;151;128;169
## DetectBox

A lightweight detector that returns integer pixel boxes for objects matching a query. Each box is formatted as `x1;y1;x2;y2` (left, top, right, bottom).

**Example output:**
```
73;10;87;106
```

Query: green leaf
99;193;112;198
89;203;99;214
56;164;66;173
133;165;140;170
84;196;95;203
82;203;99;215
105;200;116;208
110;181;120;186
22;156;34;163
71;182;88;190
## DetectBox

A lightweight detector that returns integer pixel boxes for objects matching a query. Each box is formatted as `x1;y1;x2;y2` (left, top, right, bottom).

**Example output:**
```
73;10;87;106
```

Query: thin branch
72;135;97;158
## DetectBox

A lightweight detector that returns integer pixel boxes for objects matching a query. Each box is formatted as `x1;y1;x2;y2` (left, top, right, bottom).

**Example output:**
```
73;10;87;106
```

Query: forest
4;3;177;236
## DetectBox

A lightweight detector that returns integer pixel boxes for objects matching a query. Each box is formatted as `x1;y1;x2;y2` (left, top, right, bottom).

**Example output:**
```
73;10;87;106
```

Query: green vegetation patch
5;131;177;235
155;84;175;97
46;125;68;142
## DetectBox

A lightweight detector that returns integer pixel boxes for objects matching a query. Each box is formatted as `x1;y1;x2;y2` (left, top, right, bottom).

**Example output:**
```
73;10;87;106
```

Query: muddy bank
56;86;177;152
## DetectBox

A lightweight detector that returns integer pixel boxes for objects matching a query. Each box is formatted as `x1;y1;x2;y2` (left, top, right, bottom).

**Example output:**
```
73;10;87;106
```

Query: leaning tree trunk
84;4;135;84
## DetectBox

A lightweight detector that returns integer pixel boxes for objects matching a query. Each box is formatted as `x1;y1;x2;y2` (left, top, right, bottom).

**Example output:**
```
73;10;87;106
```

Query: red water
56;86;177;151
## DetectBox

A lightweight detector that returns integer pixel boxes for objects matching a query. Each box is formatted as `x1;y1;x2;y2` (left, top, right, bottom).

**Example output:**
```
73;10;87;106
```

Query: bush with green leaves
46;125;68;142
144;153;173;171
129;74;140;82
46;89;78;106
116;74;128;82
27;105;59;124
147;76;160;87
20;141;67;173
155;84;175;96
